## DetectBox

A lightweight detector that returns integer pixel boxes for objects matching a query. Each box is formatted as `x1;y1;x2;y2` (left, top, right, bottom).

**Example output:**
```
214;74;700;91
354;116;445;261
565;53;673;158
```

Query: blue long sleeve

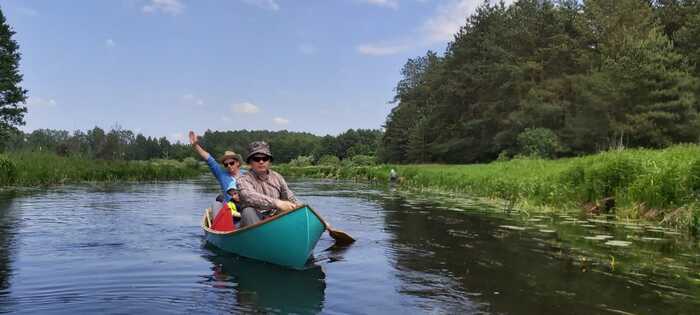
206;155;235;201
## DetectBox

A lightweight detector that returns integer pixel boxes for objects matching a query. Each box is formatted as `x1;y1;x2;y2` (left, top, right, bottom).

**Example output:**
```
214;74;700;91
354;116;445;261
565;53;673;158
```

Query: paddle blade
328;228;355;246
212;204;235;232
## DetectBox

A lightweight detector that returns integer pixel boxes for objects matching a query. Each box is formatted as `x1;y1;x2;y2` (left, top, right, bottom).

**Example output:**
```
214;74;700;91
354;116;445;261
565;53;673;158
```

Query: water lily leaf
499;225;526;231
605;240;632;247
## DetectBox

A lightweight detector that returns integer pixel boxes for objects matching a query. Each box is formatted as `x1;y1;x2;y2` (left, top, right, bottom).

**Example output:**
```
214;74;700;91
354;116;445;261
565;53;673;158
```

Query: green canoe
202;205;326;269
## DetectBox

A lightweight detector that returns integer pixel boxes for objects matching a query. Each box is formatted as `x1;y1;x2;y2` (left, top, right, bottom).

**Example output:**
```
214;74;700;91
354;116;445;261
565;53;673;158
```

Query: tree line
380;0;700;163
3;127;383;164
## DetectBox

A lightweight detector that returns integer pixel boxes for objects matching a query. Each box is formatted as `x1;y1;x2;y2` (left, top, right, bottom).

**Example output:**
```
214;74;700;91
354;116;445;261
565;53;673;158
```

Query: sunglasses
250;155;270;163
223;161;238;167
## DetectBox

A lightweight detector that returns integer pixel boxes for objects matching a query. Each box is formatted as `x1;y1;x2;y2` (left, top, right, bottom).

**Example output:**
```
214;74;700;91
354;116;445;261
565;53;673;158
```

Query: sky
2;0;500;143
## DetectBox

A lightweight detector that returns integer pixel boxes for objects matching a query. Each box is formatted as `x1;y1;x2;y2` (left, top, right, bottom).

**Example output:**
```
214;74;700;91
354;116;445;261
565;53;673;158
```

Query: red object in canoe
211;203;235;232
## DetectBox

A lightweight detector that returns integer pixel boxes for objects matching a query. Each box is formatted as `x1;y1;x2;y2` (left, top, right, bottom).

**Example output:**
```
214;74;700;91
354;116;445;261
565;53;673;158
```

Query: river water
0;177;698;314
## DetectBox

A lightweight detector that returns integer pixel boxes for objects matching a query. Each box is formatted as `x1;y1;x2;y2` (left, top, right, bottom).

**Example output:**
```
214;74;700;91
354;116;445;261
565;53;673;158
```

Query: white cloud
357;43;409;56
18;7;39;16
421;0;501;42
357;0;515;56
362;0;399;10
222;116;232;122
105;39;116;48
297;43;316;55
26;97;57;108
298;43;316;55
232;102;260;114
182;93;205;106
142;0;185;16
242;0;280;11
272;117;289;125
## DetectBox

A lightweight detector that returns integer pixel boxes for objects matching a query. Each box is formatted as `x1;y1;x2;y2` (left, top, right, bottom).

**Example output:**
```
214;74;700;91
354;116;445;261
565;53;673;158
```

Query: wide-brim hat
219;150;242;164
246;141;273;162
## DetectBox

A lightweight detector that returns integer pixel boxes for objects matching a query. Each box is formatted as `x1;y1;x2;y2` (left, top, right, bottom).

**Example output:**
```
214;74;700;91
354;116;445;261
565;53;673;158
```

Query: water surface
0;178;698;314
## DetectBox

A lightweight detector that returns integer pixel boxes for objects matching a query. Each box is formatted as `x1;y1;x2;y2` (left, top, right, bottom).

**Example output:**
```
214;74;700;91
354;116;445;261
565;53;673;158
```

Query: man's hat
246;141;273;162
219;150;242;164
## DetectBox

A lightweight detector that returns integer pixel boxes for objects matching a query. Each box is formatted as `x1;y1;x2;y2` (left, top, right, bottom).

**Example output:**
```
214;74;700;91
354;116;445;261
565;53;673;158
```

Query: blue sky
2;0;501;143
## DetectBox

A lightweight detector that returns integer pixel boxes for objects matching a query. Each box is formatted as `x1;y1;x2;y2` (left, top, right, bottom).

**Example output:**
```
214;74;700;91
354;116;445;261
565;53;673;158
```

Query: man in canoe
237;141;301;227
189;130;242;211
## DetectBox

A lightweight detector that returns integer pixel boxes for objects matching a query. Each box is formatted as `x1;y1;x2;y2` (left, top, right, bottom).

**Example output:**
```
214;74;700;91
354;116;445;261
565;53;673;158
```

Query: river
0;177;698;314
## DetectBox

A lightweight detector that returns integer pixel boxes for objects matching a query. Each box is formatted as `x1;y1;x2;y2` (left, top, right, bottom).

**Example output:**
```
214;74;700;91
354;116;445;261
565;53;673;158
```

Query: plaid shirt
238;169;299;210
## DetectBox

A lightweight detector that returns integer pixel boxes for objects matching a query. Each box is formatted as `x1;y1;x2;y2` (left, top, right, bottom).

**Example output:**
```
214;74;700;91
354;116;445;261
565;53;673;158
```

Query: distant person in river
237;141;301;227
389;169;398;182
189;130;242;212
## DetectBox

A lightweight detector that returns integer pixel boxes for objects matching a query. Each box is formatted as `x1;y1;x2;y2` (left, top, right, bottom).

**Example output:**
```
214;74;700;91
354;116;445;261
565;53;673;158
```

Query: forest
380;0;700;163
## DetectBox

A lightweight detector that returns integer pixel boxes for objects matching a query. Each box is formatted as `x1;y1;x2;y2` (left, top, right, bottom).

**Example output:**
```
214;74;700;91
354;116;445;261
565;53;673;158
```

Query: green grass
0;152;204;186
276;145;700;234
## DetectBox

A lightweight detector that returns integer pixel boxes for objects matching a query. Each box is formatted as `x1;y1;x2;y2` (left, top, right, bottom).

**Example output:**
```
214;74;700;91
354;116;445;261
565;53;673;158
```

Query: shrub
289;155;314;167
516;128;561;158
0;155;17;185
182;157;199;169
350;154;376;166
317;154;340;166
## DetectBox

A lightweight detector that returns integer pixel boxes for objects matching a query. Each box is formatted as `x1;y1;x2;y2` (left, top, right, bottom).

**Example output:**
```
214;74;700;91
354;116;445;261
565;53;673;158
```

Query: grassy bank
0;152;203;186
276;145;700;234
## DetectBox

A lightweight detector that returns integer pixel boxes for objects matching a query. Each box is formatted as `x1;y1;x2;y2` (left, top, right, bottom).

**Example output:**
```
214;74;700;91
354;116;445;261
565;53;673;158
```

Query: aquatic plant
276;144;700;232
1;152;203;186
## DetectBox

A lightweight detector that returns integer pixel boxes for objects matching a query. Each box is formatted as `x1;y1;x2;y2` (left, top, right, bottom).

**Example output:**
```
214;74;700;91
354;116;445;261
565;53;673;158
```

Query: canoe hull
202;206;325;269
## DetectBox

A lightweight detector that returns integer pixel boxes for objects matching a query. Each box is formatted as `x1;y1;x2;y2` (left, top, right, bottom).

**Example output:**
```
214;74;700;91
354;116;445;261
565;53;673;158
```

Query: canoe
202;205;326;269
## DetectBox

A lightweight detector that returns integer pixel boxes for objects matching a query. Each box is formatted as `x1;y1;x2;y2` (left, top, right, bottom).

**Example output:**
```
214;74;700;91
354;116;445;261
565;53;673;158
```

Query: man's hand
274;200;298;212
189;131;198;146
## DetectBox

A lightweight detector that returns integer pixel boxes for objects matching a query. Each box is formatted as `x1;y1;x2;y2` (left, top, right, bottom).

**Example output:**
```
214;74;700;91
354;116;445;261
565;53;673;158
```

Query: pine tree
0;8;28;147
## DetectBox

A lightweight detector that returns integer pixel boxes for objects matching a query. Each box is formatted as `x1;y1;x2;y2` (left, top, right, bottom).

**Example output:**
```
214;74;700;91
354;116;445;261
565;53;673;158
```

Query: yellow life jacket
227;201;239;217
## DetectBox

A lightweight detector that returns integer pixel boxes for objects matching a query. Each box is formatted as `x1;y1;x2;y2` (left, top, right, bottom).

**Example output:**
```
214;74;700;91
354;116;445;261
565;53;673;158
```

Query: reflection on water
0;192;19;312
0;178;697;314
202;245;326;314
377;191;700;315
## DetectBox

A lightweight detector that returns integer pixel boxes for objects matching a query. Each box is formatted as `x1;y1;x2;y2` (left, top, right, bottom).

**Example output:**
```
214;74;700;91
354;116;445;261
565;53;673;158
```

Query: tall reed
276;145;700;233
0;152;203;186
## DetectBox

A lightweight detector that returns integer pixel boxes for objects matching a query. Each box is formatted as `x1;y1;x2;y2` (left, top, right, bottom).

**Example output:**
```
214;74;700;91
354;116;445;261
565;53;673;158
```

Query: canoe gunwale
201;205;326;236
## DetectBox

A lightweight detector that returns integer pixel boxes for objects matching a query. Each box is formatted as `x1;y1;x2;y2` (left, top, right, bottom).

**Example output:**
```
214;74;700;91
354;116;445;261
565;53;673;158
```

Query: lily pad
499;225;526;231
584;235;614;241
621;224;642;230
605;240;632;247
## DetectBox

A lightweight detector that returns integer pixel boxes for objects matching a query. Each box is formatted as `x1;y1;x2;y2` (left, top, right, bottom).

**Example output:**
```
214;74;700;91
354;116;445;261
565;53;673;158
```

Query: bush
516;128;561;158
0;155;17;185
688;159;700;193
182;157;199;168
289;155;314;167
317;154;340;166
350;154;376;166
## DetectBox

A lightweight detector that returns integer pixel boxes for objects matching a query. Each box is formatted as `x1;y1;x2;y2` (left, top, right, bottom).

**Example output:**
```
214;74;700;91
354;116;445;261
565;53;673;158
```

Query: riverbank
276;145;700;234
0;152;203;186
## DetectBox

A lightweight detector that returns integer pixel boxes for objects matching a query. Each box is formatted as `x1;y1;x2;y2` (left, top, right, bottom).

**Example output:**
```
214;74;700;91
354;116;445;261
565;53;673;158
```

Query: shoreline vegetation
275;145;700;235
0;152;203;186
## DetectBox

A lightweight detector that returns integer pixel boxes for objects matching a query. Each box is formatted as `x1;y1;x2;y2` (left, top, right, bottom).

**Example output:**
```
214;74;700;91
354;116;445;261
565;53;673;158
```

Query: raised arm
189;131;210;160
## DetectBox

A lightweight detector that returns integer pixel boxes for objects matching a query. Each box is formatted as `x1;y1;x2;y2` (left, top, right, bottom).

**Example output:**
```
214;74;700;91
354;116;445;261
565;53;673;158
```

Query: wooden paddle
311;209;355;246
326;224;355;246
283;203;355;245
